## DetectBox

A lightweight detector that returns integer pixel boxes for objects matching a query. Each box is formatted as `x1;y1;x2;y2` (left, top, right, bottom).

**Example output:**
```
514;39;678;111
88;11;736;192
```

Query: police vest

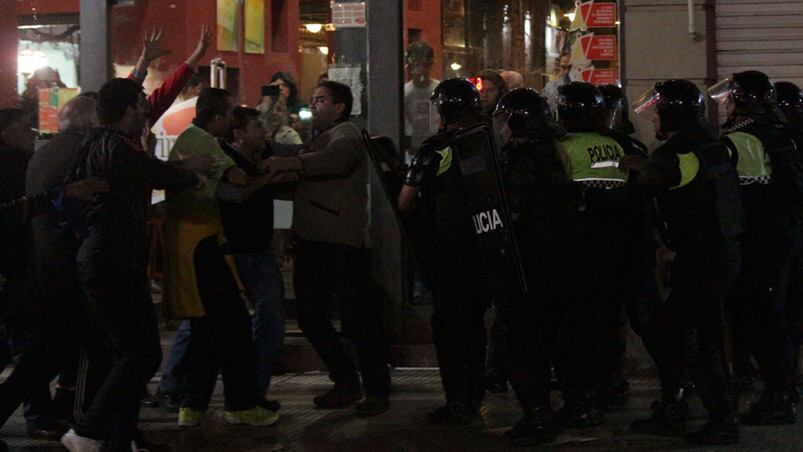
560;132;628;189
656;140;743;248
724;131;772;185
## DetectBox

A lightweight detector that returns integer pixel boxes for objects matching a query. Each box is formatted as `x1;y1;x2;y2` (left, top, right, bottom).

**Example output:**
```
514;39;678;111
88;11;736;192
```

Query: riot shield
361;130;406;222
450;125;529;304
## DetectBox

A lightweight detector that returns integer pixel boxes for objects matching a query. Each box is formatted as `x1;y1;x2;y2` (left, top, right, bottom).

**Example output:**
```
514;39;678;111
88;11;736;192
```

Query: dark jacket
74;127;197;280
26;130;87;290
218;143;276;253
0;145;33;288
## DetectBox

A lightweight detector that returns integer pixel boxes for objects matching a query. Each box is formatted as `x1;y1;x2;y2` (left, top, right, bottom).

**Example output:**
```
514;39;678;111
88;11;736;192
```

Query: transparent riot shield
451;125;529;304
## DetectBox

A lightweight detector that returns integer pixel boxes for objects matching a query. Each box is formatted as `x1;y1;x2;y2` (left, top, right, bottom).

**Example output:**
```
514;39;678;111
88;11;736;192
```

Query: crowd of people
394;46;803;447
0;27;802;452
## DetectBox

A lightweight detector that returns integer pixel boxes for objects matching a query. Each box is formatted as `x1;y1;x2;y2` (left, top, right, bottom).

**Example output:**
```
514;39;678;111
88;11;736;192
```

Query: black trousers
0;288;83;427
73;272;162;452
426;246;490;408
648;245;738;424
183;235;258;412
294;239;390;397
729;224;798;395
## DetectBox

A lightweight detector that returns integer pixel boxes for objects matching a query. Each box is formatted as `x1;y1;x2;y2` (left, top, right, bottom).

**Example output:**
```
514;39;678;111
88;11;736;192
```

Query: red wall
17;0;79;15
15;0;300;107
405;0;442;80
111;0;300;106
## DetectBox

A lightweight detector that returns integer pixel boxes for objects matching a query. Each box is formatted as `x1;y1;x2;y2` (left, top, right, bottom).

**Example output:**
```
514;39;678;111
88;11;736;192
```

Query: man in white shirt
404;42;441;154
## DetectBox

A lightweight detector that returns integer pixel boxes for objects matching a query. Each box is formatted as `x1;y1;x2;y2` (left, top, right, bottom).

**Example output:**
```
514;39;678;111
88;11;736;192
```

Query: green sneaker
177;407;204;428
224;406;279;426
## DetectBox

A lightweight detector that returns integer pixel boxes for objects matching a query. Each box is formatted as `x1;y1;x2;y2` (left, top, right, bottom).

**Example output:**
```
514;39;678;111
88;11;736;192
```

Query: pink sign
580;1;617;28
579;34;618;61
580;68;618;85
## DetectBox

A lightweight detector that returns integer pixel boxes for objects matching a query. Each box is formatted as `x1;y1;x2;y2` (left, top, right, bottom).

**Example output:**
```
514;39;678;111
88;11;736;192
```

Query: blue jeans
158;320;190;396
235;251;286;399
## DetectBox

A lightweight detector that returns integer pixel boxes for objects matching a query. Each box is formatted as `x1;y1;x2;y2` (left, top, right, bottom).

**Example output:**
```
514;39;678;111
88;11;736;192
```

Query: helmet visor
707;76;735;105
605;108;623;131
632;87;660;116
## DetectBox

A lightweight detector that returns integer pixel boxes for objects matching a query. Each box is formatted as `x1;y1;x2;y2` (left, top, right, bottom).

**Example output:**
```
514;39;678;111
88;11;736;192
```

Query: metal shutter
716;0;803;87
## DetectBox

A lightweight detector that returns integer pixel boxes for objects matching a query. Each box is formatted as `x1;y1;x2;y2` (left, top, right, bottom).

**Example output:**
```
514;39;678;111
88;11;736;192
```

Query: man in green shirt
164;88;278;428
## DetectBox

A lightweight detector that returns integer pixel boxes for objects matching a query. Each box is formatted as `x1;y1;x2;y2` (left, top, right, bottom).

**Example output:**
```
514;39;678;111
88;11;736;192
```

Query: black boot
426;400;480;425
631;399;687;437
685;419;739;446
506;406;561;446
739;392;797;425
602;378;629;410
558;390;604;429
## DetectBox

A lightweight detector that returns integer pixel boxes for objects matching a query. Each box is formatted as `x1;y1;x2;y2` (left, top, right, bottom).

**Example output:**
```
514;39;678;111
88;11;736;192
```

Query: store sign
580;67;618;85
579;33;617;60
331;2;366;28
579;1;617;28
38;87;79;134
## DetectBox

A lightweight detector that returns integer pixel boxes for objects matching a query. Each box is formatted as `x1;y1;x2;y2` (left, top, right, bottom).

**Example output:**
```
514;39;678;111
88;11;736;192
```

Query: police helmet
493;88;563;139
775;81;803;124
633;79;706;134
556;82;606;132
430;78;482;126
597;84;635;135
708;70;778;118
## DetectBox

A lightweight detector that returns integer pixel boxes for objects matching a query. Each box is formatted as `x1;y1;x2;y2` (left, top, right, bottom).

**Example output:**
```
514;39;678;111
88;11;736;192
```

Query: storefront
440;0;621;89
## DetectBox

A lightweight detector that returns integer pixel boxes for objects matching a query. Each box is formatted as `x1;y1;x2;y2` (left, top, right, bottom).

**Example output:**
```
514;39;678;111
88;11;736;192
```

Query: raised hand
141;28;169;63
186;25;213;68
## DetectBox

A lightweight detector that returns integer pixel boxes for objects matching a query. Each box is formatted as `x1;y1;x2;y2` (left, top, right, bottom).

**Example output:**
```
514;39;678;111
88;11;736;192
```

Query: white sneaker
61;428;104;452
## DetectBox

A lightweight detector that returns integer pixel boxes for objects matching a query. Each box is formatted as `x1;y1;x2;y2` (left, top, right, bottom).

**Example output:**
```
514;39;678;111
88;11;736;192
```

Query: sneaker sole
61;434;103;452
223;415;280;427
177;420;201;428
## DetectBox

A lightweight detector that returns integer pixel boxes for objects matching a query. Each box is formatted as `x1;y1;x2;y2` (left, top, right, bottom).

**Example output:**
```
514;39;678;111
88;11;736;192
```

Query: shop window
408;28;422;44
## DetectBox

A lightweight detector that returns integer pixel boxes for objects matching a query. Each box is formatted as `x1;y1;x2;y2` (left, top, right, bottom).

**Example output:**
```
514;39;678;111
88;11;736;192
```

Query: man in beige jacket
266;81;391;416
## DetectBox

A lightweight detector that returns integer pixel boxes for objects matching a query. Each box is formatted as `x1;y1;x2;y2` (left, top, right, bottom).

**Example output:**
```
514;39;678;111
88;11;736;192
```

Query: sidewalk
2;367;803;451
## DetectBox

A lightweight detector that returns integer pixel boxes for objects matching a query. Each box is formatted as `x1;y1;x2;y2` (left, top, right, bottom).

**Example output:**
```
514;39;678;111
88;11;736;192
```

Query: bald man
501;70;525;90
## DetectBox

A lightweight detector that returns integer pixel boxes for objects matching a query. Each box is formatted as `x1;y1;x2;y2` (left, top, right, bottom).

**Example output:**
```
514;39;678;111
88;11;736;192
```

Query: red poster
580;34;617;61
580;68;618;85
580;2;617;28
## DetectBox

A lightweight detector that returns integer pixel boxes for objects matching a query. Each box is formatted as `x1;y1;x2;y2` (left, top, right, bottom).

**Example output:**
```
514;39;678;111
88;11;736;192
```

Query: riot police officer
398;78;491;425
553;81;637;425
776;81;803;146
777;82;803;392
625;79;742;445
709;70;802;425
596;84;659;408
491;88;574;445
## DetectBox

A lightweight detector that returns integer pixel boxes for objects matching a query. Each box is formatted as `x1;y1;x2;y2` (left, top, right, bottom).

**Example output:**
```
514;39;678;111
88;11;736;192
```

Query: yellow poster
244;0;265;54
37;87;80;134
217;0;238;52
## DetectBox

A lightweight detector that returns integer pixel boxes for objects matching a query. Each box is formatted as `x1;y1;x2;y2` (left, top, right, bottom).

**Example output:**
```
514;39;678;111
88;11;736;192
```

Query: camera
261;85;280;97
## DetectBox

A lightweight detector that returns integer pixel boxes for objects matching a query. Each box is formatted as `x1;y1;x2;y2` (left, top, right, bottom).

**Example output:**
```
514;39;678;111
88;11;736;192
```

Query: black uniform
630;79;742;445
404;128;491;418
498;133;579;438
725;118;801;421
711;71;803;424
